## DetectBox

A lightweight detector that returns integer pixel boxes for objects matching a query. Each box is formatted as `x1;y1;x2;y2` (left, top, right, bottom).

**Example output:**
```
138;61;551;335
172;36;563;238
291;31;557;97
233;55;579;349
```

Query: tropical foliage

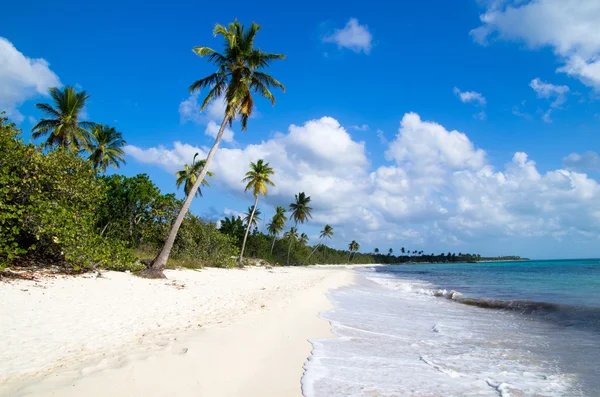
176;153;213;197
32;86;95;150
86;125;126;172
0;115;135;271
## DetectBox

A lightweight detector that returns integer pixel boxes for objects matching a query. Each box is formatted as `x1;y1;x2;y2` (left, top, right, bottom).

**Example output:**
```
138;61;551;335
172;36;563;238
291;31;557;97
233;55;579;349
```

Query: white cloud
323;18;373;54
529;78;569;122
0;37;61;123
453;87;487;120
351;124;369;131
205;120;234;143
453;87;487;106
471;0;600;88
126;113;600;251
563;151;600;171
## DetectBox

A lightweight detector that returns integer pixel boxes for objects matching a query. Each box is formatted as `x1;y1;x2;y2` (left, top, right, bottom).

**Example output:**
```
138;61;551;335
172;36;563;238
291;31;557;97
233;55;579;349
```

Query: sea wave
365;273;600;331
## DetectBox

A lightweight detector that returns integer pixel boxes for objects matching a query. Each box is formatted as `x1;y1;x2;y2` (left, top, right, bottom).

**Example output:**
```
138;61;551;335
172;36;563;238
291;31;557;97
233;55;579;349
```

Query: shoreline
0;266;356;397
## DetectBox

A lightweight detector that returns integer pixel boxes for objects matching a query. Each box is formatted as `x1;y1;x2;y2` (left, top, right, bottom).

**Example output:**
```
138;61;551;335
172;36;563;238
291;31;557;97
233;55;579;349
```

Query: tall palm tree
267;206;287;254
388;248;393;256
299;233;309;246
304;224;334;265
146;21;285;277
85;125;126;172
32;86;95;150
374;248;380;254
242;205;262;228
286;192;312;266
238;159;275;266
176;153;214;198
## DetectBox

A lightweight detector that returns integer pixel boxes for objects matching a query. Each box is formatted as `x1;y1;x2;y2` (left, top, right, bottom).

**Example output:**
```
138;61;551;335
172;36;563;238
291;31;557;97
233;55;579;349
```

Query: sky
2;0;600;259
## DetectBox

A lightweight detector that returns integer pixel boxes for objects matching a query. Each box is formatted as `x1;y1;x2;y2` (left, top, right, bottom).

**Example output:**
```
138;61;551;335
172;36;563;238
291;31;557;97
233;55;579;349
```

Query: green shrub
168;216;239;268
0;115;136;270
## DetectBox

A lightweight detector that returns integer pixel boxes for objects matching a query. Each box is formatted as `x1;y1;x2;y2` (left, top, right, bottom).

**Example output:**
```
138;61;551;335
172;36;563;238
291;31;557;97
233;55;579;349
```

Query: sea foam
302;269;580;397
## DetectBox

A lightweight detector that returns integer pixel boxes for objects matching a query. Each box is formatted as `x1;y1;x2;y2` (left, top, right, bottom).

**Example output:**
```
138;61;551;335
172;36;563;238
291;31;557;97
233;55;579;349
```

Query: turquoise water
380;259;600;307
303;259;600;396
378;259;600;331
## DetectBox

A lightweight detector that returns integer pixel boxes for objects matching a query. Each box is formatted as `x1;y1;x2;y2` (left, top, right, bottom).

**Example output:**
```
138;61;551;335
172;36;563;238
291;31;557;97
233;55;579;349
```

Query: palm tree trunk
303;237;324;265
285;221;297;266
348;250;353;263
142;115;230;278
238;195;259;267
270;235;277;255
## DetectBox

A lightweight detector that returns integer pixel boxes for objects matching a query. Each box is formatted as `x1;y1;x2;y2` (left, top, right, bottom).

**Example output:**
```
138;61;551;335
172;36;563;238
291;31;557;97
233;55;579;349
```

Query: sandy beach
0;266;355;397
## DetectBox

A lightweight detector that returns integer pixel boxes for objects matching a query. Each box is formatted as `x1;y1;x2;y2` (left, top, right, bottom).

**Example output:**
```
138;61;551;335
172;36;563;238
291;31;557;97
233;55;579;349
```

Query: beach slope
0;266;354;397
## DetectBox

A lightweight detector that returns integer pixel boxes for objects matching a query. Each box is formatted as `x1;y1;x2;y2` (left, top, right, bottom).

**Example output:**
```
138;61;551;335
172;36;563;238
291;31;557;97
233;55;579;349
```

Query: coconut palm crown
32;86;95;150
86;125;126;172
175;153;213;197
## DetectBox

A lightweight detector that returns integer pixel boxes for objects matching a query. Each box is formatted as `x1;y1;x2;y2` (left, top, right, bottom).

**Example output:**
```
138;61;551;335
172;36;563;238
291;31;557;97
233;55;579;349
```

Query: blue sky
2;0;600;259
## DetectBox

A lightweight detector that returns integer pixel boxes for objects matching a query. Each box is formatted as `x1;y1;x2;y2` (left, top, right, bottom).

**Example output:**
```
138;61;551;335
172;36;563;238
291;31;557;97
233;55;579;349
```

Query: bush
0;115;137;271
168;216;239;268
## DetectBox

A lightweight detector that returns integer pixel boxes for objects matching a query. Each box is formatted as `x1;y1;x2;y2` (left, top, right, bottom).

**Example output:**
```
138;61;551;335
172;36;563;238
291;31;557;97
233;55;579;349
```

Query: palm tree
401;247;405;254
176;153;214;197
374;248;379;254
304;224;334;265
286;192;312;266
32;86;95;150
348;240;360;262
267;206;287;254
388;248;393;256
242;205;262;228
146;21;285;277
238;159;275;266
284;227;299;243
299;233;309;246
85;125;126;172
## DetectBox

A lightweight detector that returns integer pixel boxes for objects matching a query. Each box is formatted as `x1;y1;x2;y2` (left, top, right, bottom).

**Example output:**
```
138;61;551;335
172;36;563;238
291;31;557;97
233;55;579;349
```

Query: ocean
302;259;600;397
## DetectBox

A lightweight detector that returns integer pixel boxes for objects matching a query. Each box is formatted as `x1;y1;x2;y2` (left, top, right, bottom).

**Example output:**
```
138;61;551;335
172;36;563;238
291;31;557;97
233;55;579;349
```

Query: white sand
0;266;355;396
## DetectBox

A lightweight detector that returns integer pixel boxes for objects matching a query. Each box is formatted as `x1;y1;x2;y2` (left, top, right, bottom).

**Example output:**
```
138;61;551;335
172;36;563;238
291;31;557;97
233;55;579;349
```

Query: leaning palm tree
286;192;312;266
267;206;287;254
85;125;126;172
304;224;334;265
238;159;275;266
176;153;214;198
32;86;95;150
145;21;285;277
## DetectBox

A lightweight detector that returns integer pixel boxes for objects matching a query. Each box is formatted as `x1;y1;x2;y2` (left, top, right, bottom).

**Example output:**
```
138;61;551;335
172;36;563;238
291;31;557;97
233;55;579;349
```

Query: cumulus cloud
0;37;61;123
453;87;487;120
471;0;600;88
323;18;373;54
563;151;600;171
126;113;600;249
529;78;569;122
